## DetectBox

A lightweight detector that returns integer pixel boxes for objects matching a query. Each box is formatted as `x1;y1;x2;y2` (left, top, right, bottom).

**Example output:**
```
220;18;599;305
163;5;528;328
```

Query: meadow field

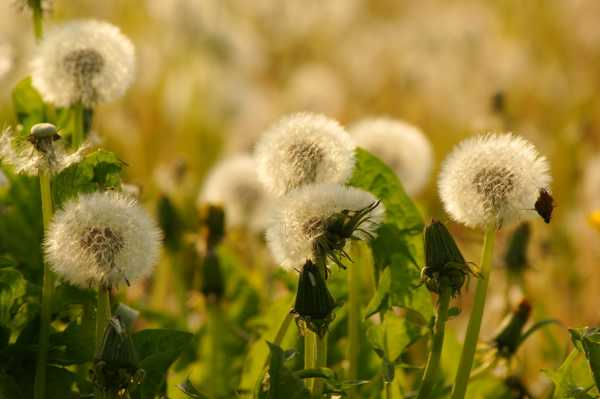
1;1;600;398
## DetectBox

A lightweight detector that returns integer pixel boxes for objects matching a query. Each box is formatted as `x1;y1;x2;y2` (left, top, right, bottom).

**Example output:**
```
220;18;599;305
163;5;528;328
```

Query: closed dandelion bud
422;220;473;296
199;204;225;250
91;316;144;397
293;260;336;337
157;195;182;252
504;222;531;275
492;300;532;358
200;252;225;302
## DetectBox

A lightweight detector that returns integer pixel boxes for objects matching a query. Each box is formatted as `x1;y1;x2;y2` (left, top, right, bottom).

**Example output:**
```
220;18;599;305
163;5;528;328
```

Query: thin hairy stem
416;286;451;399
33;170;54;399
305;331;317;392
450;227;496;399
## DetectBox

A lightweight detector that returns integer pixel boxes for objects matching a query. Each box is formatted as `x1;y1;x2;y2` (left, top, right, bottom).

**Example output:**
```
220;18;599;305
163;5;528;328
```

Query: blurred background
2;0;600;397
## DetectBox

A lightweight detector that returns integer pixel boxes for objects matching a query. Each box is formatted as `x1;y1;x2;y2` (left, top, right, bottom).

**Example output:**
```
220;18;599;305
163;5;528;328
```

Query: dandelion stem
450;227;496;399
313;333;327;398
207;301;225;396
72;102;85;149
416;286;451;399
33;170;55;399
304;331;317;392
32;1;44;41
347;242;363;396
95;287;112;351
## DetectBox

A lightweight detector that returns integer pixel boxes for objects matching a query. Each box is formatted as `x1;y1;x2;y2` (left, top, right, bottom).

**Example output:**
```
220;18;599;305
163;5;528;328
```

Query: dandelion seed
255;112;355;197
266;183;384;269
31;19;135;107
44;191;162;289
199;155;271;232
350;118;433;195
0;125;89;176
438;133;551;229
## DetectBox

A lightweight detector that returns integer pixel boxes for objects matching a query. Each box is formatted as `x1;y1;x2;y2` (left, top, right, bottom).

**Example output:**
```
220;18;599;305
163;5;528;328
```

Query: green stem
450;227;496;399
305;331;317;392
33;170;55;399
71;103;85;149
313;333;327;398
207;302;224;396
32;2;43;41
416;287;452;399
347;243;361;387
150;255;171;311
95;287;112;352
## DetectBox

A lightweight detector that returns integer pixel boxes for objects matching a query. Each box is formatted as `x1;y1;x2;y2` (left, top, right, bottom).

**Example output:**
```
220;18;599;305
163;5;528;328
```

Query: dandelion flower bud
255;112;355;197
438;134;551;229
199;155;271;232
0;126;88;176
31;19;135;107
44;191;162;289
350;118;433;195
266;183;384;270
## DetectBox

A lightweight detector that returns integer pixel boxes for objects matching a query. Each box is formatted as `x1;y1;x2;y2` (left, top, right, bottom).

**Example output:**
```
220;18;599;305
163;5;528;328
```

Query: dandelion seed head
266;184;384;269
350;118;433;195
44;191;162;289
438;133;551;229
31;19;135;107
255;113;355;197
199;155;271;232
0;127;89;176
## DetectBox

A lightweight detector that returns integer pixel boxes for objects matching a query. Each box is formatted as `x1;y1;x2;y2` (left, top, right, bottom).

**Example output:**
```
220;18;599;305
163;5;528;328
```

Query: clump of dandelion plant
438;133;551;399
255;112;356;197
31;19;135;147
43;190;161;398
1;123;88;399
350;117;434;196
264;183;383;395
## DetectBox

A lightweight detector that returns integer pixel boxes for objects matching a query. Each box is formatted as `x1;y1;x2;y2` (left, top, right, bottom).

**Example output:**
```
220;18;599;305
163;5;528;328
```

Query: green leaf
11;77;47;139
52;149;124;206
366;312;423;363
132;329;193;399
177;377;210;399
261;342;310;399
0;268;27;326
570;327;600;393
544;349;596;399
349;148;432;322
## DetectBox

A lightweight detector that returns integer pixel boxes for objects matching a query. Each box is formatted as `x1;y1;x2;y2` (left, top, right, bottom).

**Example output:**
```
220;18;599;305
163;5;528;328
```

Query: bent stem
450;227;496;399
313;333;328;398
95;287;112;351
33;170;55;399
416;286;452;399
305;331;317;392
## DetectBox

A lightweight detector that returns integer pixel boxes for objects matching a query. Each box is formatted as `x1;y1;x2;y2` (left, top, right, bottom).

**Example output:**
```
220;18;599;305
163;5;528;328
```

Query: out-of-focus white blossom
199;155;271;231
439;134;551;229
266;183;384;269
0;126;89;176
0;41;13;81
31;20;135;107
350;118;433;195
286;63;345;116
44;191;162;289
255;112;355;197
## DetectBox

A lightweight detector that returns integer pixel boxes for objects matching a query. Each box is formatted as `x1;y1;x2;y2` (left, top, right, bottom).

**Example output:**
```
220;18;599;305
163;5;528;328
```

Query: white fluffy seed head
438;133;551;229
199;155;271;232
255;112;356;197
0;127;89;176
350;118;433;195
266;183;384;269
31;20;135;107
44;191;162;289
